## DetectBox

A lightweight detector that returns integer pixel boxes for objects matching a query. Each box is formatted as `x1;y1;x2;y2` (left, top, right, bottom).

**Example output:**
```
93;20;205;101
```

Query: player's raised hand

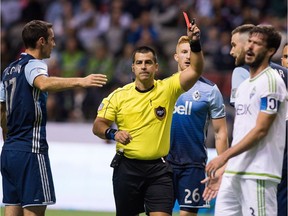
82;74;107;87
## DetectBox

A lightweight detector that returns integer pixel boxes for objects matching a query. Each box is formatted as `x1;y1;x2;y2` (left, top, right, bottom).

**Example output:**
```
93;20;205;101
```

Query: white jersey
225;67;287;183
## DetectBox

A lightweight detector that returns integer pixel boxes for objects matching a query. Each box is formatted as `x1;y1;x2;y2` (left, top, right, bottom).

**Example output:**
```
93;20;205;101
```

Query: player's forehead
231;33;241;43
248;33;267;46
178;42;189;49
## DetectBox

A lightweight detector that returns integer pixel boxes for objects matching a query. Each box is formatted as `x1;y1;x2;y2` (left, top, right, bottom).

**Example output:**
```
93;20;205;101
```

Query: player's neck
25;49;42;60
249;62;270;78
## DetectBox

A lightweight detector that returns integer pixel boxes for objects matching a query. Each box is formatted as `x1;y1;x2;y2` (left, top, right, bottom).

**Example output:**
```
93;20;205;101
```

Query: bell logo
173;101;192;115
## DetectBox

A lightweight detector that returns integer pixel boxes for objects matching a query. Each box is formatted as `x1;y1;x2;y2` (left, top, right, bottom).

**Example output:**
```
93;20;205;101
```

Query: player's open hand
201;170;223;201
82;74;107;87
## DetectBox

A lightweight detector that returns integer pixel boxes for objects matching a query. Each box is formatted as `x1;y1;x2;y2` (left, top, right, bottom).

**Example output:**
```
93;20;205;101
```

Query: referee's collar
135;85;154;93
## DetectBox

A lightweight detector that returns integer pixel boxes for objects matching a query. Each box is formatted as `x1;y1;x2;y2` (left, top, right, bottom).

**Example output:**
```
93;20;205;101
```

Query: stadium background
0;0;287;215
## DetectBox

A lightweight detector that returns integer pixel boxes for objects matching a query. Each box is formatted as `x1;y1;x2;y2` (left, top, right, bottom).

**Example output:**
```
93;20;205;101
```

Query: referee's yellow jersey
97;72;184;160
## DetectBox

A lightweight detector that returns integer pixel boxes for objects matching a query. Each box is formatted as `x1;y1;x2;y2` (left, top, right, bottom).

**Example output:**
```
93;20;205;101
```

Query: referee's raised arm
179;19;204;91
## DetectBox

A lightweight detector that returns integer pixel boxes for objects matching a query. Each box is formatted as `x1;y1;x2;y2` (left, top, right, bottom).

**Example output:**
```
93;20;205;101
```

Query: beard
245;51;266;69
235;52;246;66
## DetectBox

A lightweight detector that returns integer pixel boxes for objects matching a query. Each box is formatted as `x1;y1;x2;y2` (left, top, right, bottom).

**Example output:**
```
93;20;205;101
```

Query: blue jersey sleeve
210;85;225;119
0;81;5;102
24;59;48;87
230;67;249;106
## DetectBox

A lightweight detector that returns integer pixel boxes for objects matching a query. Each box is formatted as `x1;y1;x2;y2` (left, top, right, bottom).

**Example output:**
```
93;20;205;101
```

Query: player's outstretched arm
206;112;276;178
33;74;107;92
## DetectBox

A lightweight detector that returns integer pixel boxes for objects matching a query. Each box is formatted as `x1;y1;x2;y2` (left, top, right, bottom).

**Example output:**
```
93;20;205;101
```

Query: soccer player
230;24;287;107
206;25;287;215
278;42;288;216
167;36;228;216
281;43;288;68
92;20;204;216
229;24;287;216
0;20;107;216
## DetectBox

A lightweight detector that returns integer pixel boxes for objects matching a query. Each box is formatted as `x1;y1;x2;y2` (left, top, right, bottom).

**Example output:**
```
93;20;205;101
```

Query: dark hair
132;46;158;63
250;25;282;55
22;20;53;49
231;24;255;35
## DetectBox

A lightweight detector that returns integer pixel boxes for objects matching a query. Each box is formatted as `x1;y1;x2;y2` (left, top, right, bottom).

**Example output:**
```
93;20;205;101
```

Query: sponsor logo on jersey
173;101;192;115
154;106;166;120
235;104;251;115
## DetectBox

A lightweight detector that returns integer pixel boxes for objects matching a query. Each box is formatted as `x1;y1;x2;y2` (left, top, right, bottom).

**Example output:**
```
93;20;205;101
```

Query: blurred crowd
1;0;287;123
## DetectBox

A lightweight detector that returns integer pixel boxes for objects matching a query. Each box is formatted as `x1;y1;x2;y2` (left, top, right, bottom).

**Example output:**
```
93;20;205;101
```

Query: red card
183;12;190;28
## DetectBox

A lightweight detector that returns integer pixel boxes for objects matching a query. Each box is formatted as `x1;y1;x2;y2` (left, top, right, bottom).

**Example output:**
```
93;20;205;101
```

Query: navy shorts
172;166;210;213
112;156;174;216
1;150;56;207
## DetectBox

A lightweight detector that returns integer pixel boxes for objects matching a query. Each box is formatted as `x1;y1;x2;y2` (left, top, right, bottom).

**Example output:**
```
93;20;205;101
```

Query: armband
190;40;202;52
105;128;118;140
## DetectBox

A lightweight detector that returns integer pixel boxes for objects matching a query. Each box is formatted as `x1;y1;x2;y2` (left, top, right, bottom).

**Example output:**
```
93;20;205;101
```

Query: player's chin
182;63;190;69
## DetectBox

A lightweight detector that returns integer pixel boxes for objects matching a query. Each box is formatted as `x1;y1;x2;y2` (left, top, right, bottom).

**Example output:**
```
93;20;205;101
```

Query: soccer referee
93;18;204;216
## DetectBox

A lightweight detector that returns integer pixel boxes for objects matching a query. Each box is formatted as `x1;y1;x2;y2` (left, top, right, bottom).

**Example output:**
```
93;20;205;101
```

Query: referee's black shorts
112;156;174;216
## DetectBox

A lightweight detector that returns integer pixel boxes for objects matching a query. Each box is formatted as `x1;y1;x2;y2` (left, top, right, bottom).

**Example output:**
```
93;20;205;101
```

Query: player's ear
174;53;179;62
38;37;46;46
268;47;277;57
154;63;159;74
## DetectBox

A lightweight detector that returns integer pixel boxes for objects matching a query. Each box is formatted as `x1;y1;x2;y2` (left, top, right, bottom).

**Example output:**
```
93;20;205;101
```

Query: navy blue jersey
270;62;287;87
0;53;49;153
167;77;225;168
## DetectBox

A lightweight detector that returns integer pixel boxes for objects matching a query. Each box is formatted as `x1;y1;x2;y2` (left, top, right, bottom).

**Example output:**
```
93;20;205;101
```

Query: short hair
250;25;282;53
176;36;190;52
22;20;53;49
132;46;158;63
231;24;255;35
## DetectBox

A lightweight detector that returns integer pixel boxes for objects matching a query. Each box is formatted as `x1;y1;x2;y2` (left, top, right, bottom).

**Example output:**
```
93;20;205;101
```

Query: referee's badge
154;106;166;120
192;90;201;101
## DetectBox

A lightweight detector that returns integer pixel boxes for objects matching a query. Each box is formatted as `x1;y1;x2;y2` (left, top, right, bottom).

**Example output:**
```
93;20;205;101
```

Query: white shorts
215;175;278;216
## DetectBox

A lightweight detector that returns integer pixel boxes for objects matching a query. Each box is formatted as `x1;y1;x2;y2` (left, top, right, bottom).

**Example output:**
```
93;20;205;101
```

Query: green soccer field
46;210;150;215
45;209;212;216
1;208;212;216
